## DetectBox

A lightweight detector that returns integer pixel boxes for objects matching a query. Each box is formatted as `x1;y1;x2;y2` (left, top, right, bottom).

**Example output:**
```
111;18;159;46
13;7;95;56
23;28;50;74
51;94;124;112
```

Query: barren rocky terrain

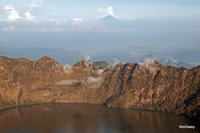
0;56;199;126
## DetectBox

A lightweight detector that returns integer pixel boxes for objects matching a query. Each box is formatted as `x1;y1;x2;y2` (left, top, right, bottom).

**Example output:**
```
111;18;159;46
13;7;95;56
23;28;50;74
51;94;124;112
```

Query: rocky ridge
0;56;199;126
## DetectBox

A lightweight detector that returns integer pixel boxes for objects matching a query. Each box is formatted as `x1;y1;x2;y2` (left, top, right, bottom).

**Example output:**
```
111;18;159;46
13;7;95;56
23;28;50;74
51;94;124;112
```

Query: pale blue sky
0;0;200;64
0;0;200;20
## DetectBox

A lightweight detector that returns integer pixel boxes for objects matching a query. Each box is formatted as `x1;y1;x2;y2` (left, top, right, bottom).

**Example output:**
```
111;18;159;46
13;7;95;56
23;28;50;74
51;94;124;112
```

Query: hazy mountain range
0;47;83;65
0;46;194;69
1;14;200;67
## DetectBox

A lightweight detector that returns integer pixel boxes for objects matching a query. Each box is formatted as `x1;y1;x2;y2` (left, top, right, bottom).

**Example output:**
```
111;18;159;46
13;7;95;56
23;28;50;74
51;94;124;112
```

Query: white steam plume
112;58;120;67
84;54;90;61
87;77;102;83
139;56;158;73
56;80;81;85
63;64;72;73
95;69;104;75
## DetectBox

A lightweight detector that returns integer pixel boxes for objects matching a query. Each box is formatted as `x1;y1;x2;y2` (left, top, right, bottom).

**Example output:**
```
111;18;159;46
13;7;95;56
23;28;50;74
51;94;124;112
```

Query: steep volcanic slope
0;56;65;107
0;57;106;107
101;62;199;113
0;56;199;126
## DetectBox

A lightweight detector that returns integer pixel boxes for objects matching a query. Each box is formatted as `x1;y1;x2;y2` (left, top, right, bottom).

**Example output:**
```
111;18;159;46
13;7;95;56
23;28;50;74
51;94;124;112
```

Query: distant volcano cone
100;15;120;23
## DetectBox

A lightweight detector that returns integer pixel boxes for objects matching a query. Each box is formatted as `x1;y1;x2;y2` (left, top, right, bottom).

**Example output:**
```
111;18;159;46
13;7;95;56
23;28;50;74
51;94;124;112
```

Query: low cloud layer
56;76;102;87
130;51;141;58
72;18;83;25
48;19;67;25
2;26;15;32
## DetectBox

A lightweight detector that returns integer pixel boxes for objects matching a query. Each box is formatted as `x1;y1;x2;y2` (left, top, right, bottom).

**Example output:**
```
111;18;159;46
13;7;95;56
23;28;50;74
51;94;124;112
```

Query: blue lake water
0;103;197;133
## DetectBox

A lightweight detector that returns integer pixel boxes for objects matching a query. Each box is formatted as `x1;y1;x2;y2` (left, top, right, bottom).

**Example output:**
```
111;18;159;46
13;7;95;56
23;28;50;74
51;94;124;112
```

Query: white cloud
4;5;21;22
2;26;15;32
26;3;39;9
52;27;65;32
30;0;43;4
98;6;116;17
73;18;83;22
22;27;67;32
72;18;83;25
24;11;38;23
48;19;67;25
25;0;42;9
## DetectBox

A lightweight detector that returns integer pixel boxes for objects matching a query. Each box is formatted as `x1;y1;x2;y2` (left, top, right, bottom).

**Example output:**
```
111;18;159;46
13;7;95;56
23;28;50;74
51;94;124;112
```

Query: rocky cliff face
0;56;199;126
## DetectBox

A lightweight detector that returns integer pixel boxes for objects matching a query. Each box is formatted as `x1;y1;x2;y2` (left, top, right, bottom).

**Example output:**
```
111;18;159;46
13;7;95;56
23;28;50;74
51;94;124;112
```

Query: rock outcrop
0;56;199;126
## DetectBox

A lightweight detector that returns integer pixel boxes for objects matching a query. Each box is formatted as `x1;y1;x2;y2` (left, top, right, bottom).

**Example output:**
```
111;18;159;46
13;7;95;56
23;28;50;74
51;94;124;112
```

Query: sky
0;0;200;65
1;0;200;21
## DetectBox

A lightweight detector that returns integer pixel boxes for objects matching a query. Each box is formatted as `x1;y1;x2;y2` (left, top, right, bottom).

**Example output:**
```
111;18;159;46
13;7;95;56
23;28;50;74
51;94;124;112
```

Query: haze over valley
0;0;200;67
